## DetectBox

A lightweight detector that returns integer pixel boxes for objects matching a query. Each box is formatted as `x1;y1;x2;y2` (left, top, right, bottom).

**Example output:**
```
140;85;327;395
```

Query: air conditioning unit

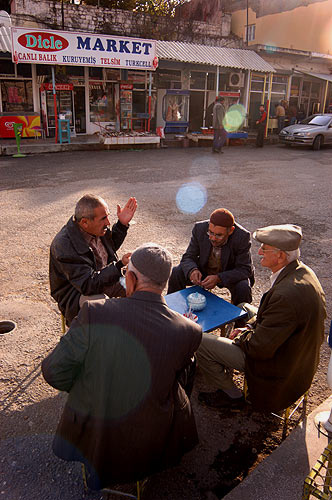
229;72;245;87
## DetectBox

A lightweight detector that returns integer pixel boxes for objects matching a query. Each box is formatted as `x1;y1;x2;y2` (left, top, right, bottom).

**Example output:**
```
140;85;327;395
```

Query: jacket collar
66;216;112;256
273;259;300;287
130;290;167;305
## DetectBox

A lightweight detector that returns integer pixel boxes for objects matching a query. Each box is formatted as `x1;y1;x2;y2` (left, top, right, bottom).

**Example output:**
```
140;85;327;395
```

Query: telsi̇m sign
11;27;158;70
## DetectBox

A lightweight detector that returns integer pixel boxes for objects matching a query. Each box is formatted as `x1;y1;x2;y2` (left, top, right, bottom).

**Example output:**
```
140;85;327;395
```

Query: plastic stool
58;119;71;144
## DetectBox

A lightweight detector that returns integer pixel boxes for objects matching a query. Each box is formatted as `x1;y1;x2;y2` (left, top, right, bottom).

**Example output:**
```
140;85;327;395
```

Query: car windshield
300;115;331;126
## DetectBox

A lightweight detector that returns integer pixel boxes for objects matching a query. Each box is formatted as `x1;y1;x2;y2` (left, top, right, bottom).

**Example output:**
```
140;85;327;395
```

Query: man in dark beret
43;243;202;491
168;208;254;306
197;224;326;412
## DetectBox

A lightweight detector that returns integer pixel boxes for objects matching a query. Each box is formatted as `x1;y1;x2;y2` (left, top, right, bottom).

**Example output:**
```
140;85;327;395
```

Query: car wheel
312;135;323;151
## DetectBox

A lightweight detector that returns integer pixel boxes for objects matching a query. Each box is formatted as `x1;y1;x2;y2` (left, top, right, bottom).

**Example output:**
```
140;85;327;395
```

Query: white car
279;114;332;150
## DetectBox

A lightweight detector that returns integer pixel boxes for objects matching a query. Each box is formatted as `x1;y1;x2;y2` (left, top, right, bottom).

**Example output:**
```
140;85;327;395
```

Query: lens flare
223;104;246;133
176;182;207;214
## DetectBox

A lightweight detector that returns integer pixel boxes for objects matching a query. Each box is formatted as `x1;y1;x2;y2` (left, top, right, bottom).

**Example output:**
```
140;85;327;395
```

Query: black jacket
49;216;128;324
42;292;202;489
180;220;254;289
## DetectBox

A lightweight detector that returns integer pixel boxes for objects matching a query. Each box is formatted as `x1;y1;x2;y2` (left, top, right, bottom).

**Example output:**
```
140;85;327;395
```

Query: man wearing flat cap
168;208;255;306
42;243;202;491
197;224;326;412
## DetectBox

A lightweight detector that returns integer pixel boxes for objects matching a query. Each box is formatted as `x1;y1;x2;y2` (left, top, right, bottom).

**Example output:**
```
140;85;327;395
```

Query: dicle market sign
11;27;158;70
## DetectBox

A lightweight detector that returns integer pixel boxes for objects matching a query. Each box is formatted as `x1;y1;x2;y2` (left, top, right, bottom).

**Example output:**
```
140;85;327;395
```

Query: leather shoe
198;389;245;410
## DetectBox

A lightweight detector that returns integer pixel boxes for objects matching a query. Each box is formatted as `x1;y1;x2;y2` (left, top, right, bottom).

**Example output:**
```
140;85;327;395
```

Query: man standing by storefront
255;104;267;147
212;96;226;153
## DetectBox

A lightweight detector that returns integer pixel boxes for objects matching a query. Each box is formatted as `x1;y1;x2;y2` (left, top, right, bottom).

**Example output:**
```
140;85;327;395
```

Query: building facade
0;0;275;138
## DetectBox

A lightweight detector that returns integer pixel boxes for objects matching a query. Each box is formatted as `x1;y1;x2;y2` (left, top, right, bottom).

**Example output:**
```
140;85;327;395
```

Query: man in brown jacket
197;224;326;412
42;243;202;490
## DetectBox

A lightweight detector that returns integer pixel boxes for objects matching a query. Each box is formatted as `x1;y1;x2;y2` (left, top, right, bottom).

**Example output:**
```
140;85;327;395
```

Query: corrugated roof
0;25;11;53
299;71;332;83
1;25;275;73
156;40;275;73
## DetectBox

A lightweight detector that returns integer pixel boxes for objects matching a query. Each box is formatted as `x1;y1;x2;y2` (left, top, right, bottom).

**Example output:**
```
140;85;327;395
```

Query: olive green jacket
235;260;326;411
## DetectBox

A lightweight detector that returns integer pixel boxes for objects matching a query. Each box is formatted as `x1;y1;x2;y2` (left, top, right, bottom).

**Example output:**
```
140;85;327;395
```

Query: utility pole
61;0;64;29
246;0;249;47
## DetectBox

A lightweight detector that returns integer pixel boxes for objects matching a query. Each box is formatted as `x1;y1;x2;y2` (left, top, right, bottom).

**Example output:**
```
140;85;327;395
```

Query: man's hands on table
189;269;202;286
189;270;221;290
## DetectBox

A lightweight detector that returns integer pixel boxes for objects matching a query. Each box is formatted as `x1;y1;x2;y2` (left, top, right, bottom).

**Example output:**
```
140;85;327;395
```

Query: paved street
1;143;332;499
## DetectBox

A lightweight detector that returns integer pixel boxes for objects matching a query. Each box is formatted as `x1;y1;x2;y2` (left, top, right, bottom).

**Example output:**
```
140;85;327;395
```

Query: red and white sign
11;27;157;70
40;83;73;91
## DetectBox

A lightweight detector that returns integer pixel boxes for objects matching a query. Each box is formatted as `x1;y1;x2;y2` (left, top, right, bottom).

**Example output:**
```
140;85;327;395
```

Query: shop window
105;68;120;81
1;80;33;112
250;75;265;92
290;77;300;97
16;64;32;78
128;70;146;90
157;69;181;89
271;74;288;97
302;81;311;97
190;71;205;90
0;58;15;76
89;81;115;122
311;82;320;99
207;72;215;91
89;67;103;79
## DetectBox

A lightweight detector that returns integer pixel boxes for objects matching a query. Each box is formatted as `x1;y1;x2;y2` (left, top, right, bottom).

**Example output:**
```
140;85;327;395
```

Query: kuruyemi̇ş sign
11;27;158;70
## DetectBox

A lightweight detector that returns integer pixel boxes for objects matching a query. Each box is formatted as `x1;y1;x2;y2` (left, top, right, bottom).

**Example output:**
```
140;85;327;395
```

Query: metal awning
297;70;332;83
0;25;11;53
156;40;275;73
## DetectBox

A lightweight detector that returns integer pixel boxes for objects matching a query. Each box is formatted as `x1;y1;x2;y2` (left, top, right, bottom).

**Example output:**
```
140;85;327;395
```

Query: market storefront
1;26;278;139
155;41;275;135
2;26;158;138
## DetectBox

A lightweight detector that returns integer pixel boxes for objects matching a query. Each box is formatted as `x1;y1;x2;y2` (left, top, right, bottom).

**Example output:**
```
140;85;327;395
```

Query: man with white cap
197;224;326;412
42;243;202;491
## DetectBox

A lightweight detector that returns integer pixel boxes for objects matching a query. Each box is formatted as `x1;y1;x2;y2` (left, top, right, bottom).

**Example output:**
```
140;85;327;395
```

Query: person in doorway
255;104;267;147
197;224;326;412
168;208;254;306
275;102;286;133
42;243;202;490
212;96;226;153
49;193;137;325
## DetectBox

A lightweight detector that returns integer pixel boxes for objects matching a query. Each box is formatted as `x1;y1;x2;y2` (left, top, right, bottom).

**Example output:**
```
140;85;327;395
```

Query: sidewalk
224;395;332;500
0;134;105;156
0;133;280;156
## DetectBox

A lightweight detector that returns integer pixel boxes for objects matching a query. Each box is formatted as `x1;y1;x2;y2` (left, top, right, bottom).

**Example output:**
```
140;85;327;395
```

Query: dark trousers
278;116;285;133
213;128;226;151
167;264;252;306
256;124;265;147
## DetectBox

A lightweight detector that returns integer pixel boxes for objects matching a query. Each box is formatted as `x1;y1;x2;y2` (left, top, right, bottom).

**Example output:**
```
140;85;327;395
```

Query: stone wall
10;0;241;47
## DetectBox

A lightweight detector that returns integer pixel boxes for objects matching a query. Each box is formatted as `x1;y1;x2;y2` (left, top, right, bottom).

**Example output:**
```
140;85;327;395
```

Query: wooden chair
61;313;66;334
243;378;308;437
81;463;147;499
302;440;332;499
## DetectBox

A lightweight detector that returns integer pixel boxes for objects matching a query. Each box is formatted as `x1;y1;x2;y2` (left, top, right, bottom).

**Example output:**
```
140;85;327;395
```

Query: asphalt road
1;143;332;500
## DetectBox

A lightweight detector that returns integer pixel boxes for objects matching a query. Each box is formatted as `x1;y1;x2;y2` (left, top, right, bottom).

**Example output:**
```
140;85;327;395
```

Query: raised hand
117;197;137;226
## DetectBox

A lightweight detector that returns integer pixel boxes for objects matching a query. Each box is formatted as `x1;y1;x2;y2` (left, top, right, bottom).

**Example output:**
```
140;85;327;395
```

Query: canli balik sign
11;27;158;70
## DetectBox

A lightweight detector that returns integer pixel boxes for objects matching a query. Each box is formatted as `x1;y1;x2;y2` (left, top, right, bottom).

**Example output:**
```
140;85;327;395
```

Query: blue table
165;286;247;333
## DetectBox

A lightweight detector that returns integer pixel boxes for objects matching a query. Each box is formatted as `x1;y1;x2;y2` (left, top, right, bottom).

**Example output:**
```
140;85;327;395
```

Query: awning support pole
323;79;329;112
148;72;152;132
216;66;220;97
51;66;58;144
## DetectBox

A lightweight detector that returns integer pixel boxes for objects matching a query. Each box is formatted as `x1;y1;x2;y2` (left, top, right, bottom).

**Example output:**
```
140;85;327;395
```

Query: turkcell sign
11;27;158;70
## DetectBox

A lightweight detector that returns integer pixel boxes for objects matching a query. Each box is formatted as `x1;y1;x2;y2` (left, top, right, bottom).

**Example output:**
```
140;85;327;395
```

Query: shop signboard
11;27;158;71
0;114;41;138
